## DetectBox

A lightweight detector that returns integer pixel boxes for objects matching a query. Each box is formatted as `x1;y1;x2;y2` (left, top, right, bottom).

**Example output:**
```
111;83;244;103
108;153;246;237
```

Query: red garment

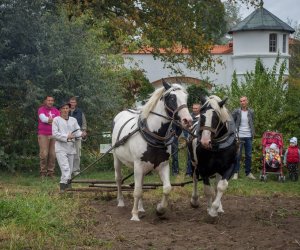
38;106;60;135
287;146;300;163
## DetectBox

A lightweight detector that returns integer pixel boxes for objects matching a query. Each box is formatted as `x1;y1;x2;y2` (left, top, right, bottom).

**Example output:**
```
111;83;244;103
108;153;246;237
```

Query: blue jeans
171;137;179;175
183;130;193;175
234;137;253;175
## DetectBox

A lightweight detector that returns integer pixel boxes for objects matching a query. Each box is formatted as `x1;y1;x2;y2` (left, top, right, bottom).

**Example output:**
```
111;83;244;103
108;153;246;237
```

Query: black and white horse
112;82;192;221
188;95;237;217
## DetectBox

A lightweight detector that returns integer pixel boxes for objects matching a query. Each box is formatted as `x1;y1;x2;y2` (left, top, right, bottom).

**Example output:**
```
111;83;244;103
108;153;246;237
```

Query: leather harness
115;87;188;148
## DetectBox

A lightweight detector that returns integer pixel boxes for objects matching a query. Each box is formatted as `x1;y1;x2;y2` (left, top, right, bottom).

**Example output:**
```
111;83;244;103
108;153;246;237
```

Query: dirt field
80;189;300;250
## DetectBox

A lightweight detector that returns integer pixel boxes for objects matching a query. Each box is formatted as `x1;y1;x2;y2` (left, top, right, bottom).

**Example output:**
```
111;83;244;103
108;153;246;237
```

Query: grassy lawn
0;150;299;249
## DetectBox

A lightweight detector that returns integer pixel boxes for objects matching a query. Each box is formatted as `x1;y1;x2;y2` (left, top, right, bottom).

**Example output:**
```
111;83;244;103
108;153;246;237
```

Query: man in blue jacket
69;97;87;177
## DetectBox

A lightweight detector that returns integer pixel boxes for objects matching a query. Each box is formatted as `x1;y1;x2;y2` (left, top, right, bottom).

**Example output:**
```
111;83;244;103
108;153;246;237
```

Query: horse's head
162;81;192;128
198;95;230;149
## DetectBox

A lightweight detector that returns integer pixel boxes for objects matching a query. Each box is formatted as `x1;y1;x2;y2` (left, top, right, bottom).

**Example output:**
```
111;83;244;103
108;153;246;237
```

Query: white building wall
123;54;233;86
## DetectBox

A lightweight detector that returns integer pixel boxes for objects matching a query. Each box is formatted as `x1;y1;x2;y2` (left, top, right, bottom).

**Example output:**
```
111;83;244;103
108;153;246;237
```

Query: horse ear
199;96;207;105
218;97;228;107
162;79;171;90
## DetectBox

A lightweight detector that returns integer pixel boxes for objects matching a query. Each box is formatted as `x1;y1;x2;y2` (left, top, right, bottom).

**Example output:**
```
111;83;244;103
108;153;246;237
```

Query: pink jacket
38;106;60;135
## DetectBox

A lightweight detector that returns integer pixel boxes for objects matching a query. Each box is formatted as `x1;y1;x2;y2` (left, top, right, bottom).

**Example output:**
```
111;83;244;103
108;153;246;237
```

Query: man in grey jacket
232;96;256;180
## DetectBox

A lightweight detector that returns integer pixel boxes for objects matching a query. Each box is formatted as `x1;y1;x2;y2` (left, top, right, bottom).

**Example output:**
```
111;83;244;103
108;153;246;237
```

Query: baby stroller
260;131;285;182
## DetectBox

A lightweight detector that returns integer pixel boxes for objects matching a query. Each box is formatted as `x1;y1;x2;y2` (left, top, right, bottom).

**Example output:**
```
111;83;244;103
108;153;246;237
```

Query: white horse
112;81;192;221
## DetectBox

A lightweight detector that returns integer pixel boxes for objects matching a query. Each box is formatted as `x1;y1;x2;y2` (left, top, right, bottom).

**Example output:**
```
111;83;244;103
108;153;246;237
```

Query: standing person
69;97;87;176
52;102;86;192
232;96;256;179
171;125;182;176
184;103;201;176
37;95;60;178
284;137;300;181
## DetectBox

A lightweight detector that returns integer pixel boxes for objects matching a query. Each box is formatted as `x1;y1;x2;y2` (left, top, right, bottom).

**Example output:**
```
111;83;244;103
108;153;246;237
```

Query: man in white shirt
52;102;86;192
232;96;256;180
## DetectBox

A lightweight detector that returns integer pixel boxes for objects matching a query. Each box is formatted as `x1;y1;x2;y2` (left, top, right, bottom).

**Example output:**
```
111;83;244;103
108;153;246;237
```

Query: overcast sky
239;0;300;25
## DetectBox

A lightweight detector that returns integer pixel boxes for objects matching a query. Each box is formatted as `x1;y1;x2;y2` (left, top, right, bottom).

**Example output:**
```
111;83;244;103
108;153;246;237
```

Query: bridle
198;102;226;141
138;87;188;147
154;87;188;120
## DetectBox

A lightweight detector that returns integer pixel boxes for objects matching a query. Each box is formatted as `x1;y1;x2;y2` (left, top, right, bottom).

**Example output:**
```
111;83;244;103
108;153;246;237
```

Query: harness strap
116;117;135;142
138;117;175;148
164;104;188;119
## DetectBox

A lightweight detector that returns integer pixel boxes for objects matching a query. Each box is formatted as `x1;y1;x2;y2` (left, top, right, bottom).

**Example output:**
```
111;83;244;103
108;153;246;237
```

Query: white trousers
72;140;81;174
56;152;74;184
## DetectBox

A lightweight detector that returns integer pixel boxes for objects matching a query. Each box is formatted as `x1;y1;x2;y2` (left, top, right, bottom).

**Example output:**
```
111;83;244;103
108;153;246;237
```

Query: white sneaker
232;173;238;180
247;173;256;180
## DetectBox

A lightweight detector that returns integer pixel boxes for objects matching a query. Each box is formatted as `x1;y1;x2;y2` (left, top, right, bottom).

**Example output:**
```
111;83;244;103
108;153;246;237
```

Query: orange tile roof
123;42;233;55
211;43;233;54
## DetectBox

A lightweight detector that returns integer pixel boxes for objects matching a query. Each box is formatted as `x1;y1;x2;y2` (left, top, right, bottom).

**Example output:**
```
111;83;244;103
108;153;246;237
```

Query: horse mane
141;87;165;119
207;95;231;123
141;84;185;119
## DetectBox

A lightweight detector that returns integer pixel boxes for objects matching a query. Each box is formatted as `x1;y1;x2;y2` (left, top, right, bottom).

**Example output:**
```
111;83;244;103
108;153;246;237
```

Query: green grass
0;175;83;249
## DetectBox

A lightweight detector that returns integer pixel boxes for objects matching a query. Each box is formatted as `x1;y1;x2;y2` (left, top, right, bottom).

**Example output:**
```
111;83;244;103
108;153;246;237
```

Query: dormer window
282;34;287;53
269;33;277;52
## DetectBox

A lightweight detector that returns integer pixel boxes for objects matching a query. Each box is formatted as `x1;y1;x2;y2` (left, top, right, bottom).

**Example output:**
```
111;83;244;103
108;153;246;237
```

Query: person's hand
48;117;53;124
67;133;74;140
81;131;87;138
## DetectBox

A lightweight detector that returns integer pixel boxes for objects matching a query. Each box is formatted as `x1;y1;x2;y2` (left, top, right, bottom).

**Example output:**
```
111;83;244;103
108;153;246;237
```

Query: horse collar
138;117;175;148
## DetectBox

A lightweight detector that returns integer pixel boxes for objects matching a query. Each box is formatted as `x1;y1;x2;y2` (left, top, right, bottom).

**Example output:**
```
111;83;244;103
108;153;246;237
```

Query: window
269;33;277;52
282;34;287;53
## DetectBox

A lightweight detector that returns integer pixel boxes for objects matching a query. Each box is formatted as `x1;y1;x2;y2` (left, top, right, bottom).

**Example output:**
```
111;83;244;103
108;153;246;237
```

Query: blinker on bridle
198;104;225;139
151;87;187;121
162;88;188;120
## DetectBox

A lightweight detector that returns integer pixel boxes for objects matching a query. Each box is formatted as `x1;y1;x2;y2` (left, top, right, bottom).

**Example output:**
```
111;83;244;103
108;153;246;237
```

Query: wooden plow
67;173;193;193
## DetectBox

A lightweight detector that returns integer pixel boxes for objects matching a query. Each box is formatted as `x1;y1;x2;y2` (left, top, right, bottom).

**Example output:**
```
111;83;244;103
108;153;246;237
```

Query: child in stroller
260;131;285;182
265;143;281;169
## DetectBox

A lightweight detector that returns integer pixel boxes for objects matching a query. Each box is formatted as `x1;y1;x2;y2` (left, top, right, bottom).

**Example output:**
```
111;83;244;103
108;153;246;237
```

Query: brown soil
81;190;300;250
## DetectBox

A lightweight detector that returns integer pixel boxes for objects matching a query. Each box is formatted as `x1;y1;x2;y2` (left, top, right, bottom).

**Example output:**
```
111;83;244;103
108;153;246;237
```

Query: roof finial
260;0;264;8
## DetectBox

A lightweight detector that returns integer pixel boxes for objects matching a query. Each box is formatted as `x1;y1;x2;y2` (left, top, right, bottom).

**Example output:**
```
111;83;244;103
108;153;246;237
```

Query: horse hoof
130;215;140;221
156;204;167;216
117;200;125;207
208;209;218;217
190;199;199;208
217;208;224;213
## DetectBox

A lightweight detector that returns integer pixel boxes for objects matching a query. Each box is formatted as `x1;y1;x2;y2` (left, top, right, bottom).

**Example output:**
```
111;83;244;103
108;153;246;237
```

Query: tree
186;84;209;108
220;1;243;44
0;0;133;171
284;22;300;137
62;0;260;72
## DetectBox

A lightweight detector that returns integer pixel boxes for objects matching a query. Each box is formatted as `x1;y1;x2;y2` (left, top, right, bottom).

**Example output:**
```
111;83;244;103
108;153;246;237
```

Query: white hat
270;143;278;150
290;137;297;145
